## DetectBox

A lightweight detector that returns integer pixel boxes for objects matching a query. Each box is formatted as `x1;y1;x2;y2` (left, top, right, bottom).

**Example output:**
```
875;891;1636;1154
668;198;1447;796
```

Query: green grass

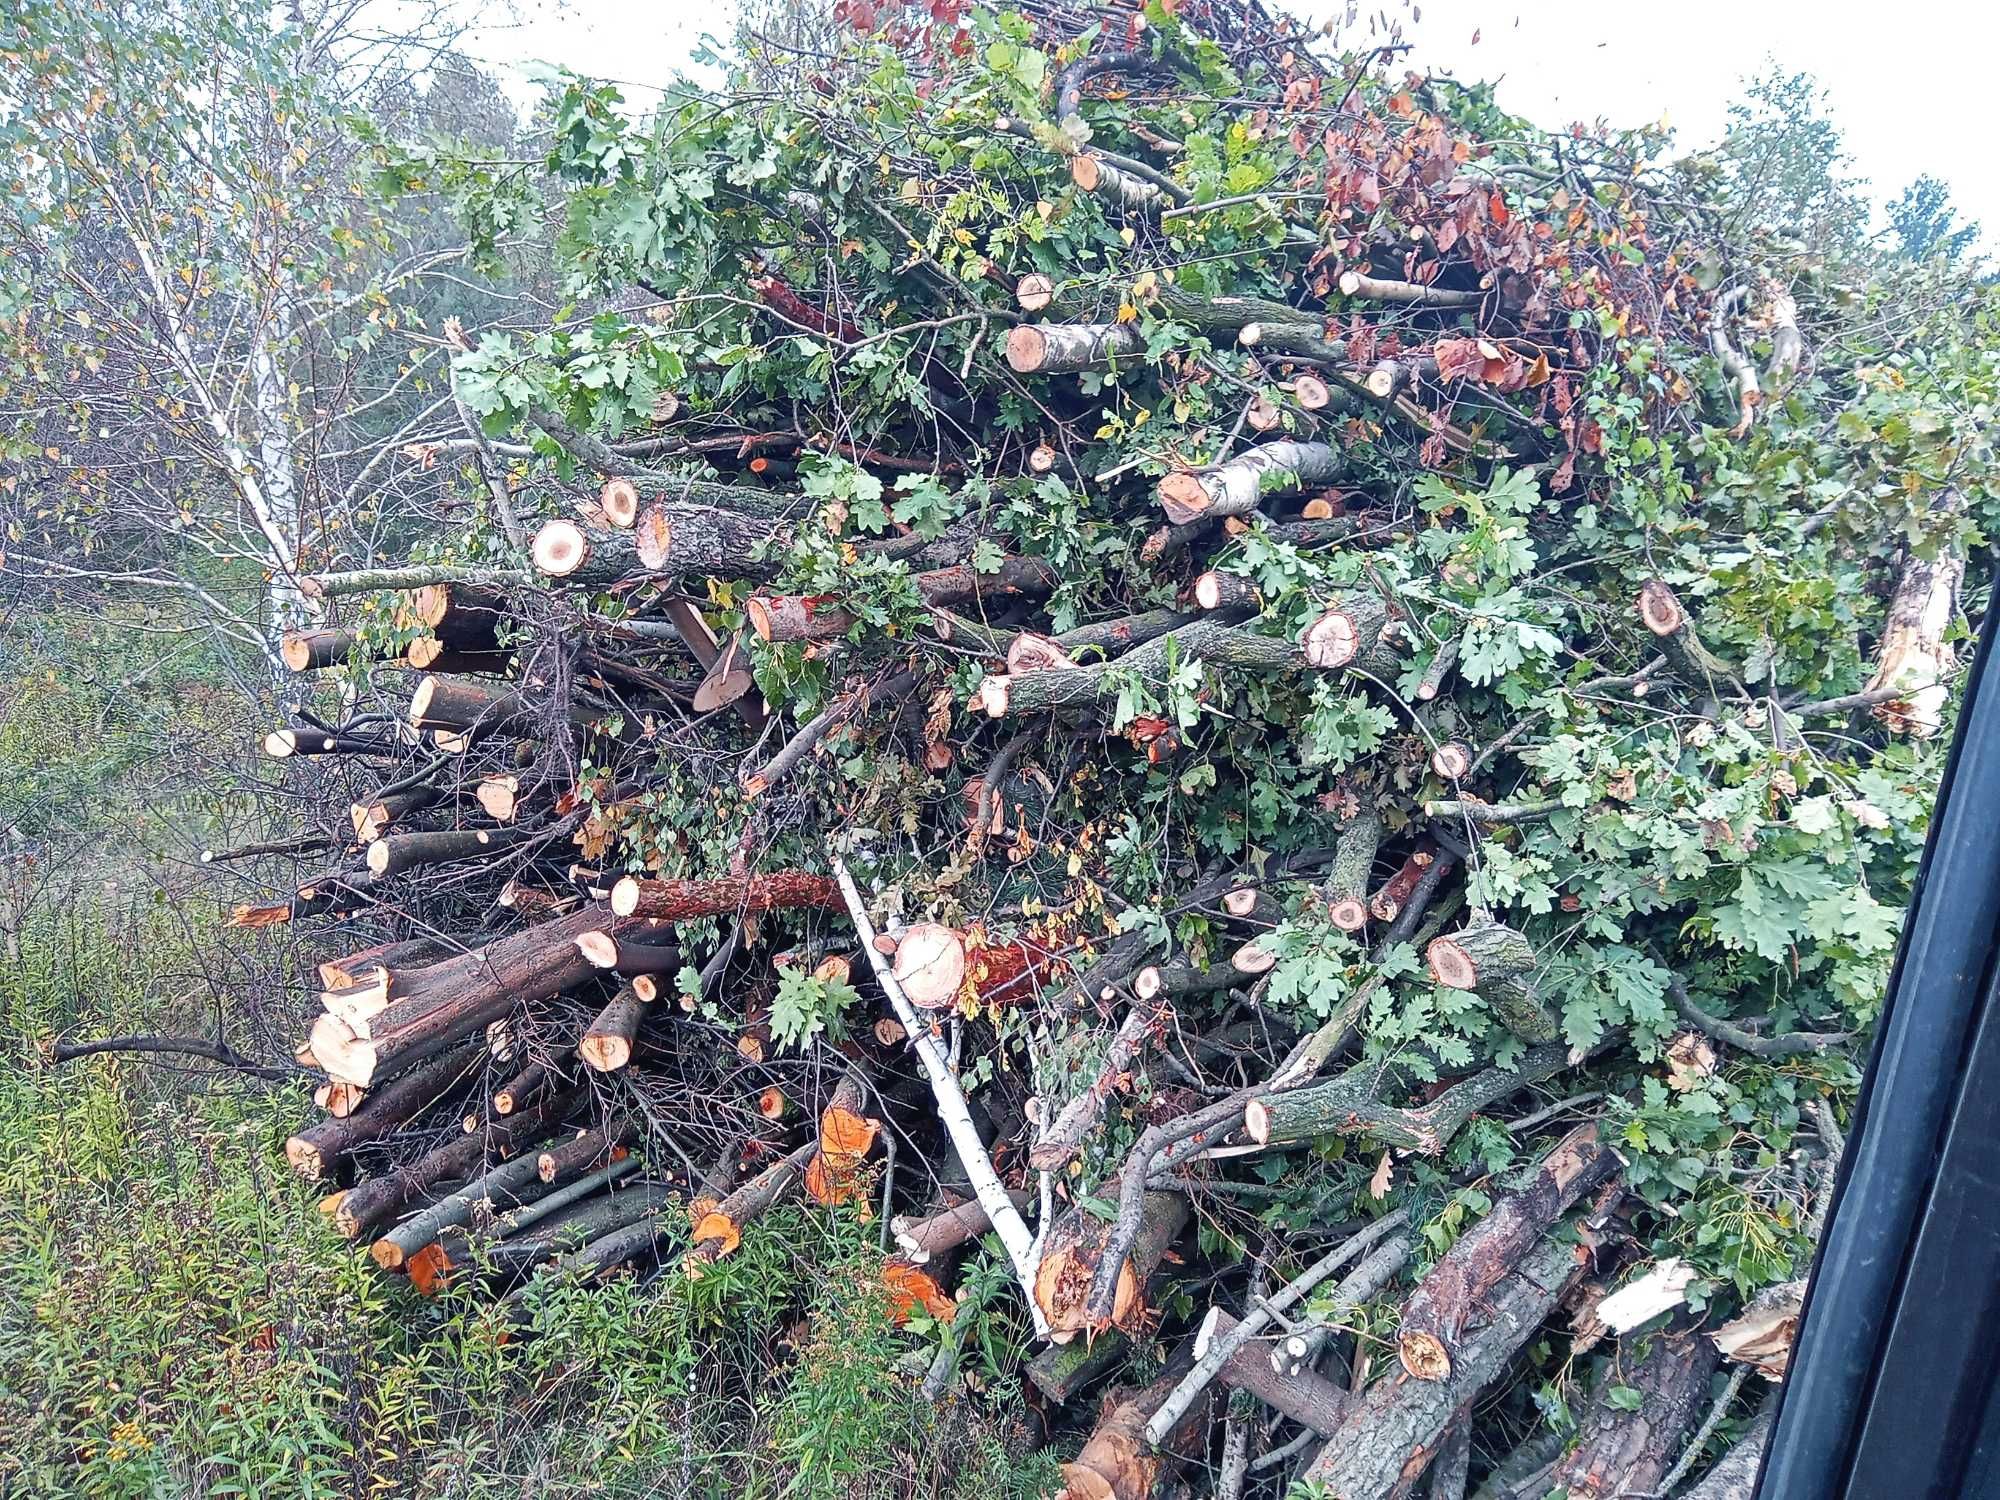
0;911;1060;1499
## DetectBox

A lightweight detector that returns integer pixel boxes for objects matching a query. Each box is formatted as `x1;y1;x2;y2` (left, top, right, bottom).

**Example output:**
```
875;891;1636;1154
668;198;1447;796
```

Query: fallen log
1543;1322;1720;1499
309;907;651;1088
1157;440;1342;526
607;870;839;920
329;1087;584;1241
1396;1124;1619;1381
283;1043;483;1180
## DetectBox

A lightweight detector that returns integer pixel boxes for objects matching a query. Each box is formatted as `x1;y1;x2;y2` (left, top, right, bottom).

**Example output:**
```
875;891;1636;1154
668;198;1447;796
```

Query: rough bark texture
1396;1125;1617;1382
1303;1233;1589;1495
1543;1322;1720;1499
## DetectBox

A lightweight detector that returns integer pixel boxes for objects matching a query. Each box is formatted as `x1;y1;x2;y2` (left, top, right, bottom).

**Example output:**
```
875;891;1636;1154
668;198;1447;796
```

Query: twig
1141;1211;1411;1446
49;1033;297;1081
1654;1367;1748;1497
1660;960;1853;1058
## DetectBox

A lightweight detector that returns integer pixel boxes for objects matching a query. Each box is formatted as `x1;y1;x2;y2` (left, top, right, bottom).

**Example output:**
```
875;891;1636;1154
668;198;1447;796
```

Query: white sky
461;0;1998;237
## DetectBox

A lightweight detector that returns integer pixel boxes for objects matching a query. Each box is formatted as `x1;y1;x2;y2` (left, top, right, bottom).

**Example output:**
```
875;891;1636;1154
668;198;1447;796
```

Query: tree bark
1395;1124;1618;1381
1157;441;1342;525
1006;322;1146;374
310;907;653;1087
1542;1322;1720;1499
1302;1232;1589;1494
608;869;839;919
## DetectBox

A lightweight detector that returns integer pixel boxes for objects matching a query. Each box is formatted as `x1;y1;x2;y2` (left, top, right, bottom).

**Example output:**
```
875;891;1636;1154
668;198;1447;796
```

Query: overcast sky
460;0;1996;237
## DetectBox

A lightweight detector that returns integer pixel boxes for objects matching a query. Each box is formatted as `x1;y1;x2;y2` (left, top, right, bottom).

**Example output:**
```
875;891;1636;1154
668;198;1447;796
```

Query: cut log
1194;1307;1351;1435
317;936;452;991
1034;1190;1189;1341
492;1060;553;1116
1636;580;1743;696
632;503;799;582
1191;571;1259;613
1300;591;1389;669
371;1148;552;1270
1396;1124;1619;1382
1006;322;1146;374
1243;1044;1577;1154
608;870;838;920
599;476;641;527
475;774;523;822
1156;441;1342;525
1131;963;1237;1002
280;628;356;672
1430;739;1474;781
1302;1231;1590;1493
411;1153;646;1293
891;923;966;1010
262;727;397;758
332;1087;583;1241
350;784;448;843
1230;937;1278;975
407;675;537;735
573;931;682;975
1338;269;1481;307
686;1138;818;1268
1369;845;1442;924
313;907;653;1088
1071;151;1174;212
283;1043;482;1179
1321;801;1384;931
365;825;533;878
579;983;649;1072
1543;1323;1720;1499
1061;1361;1212;1500
981;619;1327;721
1427;921;1536;991
745;555;1055;643
891;1188;1035;1264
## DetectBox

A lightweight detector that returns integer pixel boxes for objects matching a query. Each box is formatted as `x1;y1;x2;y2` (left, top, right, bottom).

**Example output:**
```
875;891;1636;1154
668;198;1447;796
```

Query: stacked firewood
178;1;1902;1493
